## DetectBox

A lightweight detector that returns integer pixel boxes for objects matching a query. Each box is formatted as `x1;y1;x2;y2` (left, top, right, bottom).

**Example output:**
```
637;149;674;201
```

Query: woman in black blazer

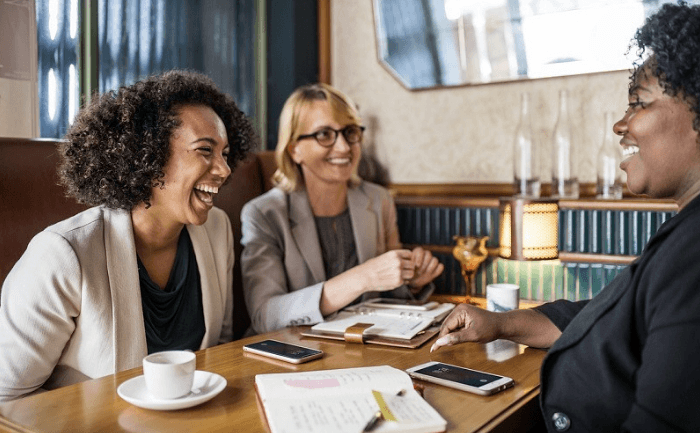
433;3;700;432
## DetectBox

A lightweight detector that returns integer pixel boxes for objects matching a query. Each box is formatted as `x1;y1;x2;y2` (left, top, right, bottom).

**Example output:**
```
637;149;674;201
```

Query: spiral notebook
301;302;454;348
255;365;447;433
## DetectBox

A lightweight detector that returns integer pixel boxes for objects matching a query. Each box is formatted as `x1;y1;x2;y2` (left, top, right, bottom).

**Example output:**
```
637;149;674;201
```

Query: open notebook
309;302;455;340
255;365;447;433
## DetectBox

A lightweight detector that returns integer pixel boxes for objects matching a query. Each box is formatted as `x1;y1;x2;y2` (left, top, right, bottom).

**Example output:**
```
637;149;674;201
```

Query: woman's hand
321;249;416;316
430;304;502;352
430;304;562;351
407;247;444;290
355;249;416;292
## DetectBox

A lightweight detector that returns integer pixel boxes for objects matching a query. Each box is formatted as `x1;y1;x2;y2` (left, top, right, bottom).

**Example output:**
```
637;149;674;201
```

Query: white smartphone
406;361;514;396
243;339;323;364
363;298;439;311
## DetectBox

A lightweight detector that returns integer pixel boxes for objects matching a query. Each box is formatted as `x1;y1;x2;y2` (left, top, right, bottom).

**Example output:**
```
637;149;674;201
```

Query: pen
362;410;382;432
362;389;405;431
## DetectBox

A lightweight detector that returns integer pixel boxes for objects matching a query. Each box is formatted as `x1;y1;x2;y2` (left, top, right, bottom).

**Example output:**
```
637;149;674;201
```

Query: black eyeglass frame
296;125;366;148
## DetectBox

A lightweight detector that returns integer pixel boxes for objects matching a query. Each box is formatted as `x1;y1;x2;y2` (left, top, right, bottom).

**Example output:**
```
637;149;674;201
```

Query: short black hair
59;70;257;209
631;1;700;132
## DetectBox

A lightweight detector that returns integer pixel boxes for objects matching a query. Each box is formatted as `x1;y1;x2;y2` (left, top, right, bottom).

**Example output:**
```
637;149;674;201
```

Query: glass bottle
596;112;623;199
513;92;540;197
551;90;579;198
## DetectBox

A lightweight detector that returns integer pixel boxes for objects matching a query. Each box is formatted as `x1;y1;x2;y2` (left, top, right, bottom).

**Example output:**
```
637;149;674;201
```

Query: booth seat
0;137;275;340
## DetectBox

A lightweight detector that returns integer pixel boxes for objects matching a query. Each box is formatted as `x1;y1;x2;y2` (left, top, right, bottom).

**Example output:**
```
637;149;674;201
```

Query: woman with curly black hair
433;3;700;431
0;70;255;401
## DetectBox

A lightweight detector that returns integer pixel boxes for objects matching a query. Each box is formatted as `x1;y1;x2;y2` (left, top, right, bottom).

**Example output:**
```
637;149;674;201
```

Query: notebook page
346;302;456;322
256;365;413;400
261;390;444;433
256;366;446;433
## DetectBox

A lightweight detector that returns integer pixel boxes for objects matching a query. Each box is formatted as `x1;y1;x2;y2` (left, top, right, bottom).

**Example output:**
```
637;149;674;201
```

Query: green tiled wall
559;208;675;255
397;204;674;302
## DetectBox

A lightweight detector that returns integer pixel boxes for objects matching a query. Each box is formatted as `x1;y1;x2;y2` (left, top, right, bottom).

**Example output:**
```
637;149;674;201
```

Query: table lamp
498;197;559;260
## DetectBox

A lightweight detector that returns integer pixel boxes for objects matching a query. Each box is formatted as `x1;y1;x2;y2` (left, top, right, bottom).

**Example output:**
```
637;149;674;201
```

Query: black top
138;229;206;354
534;194;700;432
314;208;358;280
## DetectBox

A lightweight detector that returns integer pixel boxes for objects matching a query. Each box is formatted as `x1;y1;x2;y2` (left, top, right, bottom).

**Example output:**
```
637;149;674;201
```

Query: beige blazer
241;181;432;334
0;206;233;401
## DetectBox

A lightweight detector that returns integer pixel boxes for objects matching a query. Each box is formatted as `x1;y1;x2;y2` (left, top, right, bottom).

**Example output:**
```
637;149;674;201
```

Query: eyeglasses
296;125;365;148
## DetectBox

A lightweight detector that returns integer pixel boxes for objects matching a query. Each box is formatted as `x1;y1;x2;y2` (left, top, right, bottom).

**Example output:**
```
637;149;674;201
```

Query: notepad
310;302;455;340
345;301;456;322
255;365;447;433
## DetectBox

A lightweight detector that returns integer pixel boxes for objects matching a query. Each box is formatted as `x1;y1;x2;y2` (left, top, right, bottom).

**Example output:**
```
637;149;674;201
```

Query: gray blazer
0;206;233;401
241;181;432;334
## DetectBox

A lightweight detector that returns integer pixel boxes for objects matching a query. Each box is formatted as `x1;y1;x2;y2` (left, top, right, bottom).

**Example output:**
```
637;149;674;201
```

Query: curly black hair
630;1;700;133
59;70;257;209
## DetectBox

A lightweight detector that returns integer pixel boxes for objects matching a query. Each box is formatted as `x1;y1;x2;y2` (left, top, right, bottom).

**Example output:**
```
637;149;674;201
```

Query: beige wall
331;0;631;184
0;0;38;138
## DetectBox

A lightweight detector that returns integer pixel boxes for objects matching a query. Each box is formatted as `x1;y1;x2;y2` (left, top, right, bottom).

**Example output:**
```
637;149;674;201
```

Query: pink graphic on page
283;378;341;389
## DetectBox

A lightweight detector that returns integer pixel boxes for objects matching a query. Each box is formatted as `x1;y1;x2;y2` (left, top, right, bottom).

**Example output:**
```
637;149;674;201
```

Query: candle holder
452;235;489;304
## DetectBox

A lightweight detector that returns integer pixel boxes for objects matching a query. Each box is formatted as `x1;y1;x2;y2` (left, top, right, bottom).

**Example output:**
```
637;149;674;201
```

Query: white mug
142;350;196;399
486;283;520;312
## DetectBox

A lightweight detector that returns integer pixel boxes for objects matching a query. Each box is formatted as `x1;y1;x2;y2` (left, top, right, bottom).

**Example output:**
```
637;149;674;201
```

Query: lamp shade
499;198;558;260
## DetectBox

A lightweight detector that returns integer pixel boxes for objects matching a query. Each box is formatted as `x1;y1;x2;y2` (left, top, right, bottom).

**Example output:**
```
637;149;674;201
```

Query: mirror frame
370;0;671;91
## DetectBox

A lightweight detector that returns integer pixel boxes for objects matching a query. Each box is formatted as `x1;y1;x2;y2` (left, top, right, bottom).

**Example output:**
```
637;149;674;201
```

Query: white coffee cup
486;283;520;312
142;350;196;399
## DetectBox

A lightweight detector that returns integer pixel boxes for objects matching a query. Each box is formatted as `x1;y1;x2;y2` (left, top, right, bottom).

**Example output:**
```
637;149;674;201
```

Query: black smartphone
243;339;323;364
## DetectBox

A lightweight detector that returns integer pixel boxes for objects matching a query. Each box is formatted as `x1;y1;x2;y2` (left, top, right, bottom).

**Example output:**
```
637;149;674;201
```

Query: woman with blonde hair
241;83;443;333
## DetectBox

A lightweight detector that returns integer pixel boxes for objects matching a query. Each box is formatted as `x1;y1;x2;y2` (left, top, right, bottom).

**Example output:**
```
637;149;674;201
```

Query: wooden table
0;327;546;432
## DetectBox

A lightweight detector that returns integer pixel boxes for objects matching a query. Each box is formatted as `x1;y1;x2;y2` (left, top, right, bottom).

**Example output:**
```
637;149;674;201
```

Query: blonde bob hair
272;83;363;192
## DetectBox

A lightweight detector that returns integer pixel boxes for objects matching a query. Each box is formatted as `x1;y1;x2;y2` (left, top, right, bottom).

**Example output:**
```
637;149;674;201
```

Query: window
36;0;79;138
35;0;256;138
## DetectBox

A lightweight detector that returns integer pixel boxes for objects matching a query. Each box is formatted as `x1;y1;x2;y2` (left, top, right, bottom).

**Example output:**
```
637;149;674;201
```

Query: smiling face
614;68;700;206
288;100;361;190
148;104;231;226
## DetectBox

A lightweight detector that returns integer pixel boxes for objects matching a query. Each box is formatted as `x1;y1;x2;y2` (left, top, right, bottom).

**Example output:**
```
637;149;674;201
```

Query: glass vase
513;92;540;198
551;90;579;198
596;112;624;199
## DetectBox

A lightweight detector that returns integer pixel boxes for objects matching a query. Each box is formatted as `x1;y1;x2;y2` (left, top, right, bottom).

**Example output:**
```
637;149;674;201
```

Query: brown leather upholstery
215;151;276;338
0;137;276;340
0;138;89;287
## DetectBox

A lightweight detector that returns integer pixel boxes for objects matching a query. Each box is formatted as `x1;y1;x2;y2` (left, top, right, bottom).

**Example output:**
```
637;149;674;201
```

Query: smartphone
243;340;323;364
363;298;439;311
406;361;514;396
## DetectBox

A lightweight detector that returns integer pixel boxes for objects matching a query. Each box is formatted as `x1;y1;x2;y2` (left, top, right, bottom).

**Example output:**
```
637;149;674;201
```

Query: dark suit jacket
535;196;700;432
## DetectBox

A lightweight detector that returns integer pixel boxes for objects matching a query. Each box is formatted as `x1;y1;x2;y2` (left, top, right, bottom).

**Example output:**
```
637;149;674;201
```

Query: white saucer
118;370;227;411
